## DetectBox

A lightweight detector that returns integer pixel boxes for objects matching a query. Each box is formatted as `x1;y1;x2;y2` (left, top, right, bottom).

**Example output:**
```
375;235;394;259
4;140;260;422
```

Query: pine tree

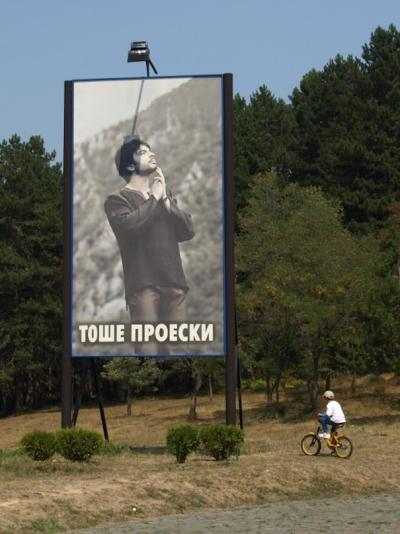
233;87;294;213
289;25;400;235
0;135;63;413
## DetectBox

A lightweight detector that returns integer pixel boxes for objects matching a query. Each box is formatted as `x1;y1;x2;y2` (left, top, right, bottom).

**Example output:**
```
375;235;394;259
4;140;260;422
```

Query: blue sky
1;0;399;161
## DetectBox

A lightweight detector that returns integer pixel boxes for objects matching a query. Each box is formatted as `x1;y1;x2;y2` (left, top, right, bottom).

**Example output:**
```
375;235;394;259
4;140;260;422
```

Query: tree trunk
397;252;400;287
280;374;288;395
126;388;132;416
266;375;273;404
307;356;320;410
265;377;282;417
308;351;321;410
0;394;6;415
325;372;331;391
14;378;24;413
188;369;202;420
350;372;356;395
308;378;319;410
32;378;39;410
208;372;213;402
275;378;280;403
117;381;125;402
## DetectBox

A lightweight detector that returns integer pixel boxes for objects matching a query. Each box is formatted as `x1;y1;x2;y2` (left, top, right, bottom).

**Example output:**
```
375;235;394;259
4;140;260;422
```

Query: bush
199;424;244;461
166;425;199;463
99;441;127;456
20;430;57;461
56;428;103;462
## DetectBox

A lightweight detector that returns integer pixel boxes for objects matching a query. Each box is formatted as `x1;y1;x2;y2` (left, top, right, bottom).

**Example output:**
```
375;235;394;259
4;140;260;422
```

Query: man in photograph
104;135;195;355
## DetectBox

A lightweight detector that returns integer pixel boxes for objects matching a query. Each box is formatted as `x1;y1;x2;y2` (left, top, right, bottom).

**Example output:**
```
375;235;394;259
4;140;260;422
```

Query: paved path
71;494;400;533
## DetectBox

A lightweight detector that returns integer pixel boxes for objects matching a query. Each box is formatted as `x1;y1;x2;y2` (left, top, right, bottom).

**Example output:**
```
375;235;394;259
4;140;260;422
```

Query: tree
237;282;300;410
184;358;225;420
102;358;162;416
233;87;294;213
289;25;400;236
0;135;63;413
236;174;378;409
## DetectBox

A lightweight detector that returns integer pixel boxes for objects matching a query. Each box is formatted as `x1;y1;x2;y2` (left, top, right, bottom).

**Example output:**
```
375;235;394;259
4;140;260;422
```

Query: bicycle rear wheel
301;433;321;456
335;436;353;459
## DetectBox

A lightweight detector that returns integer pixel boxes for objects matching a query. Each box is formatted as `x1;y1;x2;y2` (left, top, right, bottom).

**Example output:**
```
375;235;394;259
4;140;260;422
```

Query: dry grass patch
0;376;399;533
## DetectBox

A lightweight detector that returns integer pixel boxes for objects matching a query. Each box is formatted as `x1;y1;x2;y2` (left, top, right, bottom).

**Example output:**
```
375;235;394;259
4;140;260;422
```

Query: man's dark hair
115;135;151;180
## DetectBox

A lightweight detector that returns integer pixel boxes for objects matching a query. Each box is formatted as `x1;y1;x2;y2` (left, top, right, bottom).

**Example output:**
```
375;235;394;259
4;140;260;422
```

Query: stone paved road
70;494;400;533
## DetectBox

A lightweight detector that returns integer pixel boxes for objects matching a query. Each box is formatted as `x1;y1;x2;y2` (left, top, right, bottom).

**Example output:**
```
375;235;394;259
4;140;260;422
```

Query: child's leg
319;414;331;432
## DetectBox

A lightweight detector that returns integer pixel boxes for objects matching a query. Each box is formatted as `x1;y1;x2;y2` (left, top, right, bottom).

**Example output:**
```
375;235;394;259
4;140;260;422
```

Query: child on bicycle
318;390;346;438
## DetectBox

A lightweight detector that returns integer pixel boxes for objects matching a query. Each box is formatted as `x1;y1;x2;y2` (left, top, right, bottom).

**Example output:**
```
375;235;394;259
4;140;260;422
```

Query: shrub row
21;424;244;464
166;424;244;463
20;429;103;462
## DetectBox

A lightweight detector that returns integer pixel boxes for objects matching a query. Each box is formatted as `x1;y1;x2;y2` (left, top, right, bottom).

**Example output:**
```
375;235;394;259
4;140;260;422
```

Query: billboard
64;75;234;358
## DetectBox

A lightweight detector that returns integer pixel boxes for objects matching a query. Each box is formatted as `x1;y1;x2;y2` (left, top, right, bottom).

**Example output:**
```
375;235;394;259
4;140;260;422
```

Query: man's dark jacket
104;187;195;300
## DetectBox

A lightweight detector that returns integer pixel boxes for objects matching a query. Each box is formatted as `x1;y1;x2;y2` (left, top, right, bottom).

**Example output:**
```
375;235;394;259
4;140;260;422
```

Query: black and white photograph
69;76;226;357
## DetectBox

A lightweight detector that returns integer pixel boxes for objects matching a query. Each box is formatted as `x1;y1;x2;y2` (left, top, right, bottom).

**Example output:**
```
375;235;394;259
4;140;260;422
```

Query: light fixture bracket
127;41;158;77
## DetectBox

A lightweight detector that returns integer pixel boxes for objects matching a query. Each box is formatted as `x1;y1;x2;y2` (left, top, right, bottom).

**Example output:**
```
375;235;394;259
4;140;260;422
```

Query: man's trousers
128;286;187;356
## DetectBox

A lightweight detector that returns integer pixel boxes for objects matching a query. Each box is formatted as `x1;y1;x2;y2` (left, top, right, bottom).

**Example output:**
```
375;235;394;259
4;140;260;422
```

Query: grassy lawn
0;375;399;533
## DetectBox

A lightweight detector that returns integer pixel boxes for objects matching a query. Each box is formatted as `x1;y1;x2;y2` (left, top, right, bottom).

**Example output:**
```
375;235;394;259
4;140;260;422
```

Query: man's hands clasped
150;167;170;210
150;167;166;200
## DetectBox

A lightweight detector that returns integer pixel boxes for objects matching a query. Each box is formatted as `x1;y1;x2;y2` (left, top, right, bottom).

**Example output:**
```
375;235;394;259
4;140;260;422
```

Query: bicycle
301;423;353;459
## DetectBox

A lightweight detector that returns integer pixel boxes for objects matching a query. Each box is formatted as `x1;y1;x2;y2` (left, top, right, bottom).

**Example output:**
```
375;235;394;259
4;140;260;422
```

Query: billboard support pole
235;311;244;429
62;81;73;428
70;361;109;441
61;354;73;427
90;361;109;441
71;361;89;426
237;349;244;430
62;82;109;439
223;73;237;425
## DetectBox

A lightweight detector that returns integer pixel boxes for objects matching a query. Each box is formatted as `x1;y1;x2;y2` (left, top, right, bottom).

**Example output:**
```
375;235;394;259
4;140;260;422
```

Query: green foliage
2;26;400;415
102;359;162;415
236;173;382;407
20;430;56;461
0;135;62;414
29;517;64;534
241;378;266;391
166;424;199;463
289;25;400;235
99;441;127;456
198;424;244;461
56;428;103;462
233;87;294;212
102;359;161;393
232;25;400;404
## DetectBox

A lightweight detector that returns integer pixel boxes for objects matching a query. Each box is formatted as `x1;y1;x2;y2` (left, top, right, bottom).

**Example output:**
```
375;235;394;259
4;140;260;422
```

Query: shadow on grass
147;413;226;425
349;413;400;426
202;403;314;425
0;405;61;419
128;446;167;454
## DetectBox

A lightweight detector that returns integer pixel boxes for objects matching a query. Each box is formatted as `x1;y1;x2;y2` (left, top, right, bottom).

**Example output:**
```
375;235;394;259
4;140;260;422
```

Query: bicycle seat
332;423;345;432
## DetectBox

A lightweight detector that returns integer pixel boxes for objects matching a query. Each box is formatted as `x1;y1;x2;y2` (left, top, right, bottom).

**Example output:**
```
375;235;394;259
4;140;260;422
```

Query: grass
0;374;399;533
29;518;64;534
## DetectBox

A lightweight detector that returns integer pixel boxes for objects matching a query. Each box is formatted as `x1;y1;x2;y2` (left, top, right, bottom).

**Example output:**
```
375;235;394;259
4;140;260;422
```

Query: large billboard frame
61;73;236;425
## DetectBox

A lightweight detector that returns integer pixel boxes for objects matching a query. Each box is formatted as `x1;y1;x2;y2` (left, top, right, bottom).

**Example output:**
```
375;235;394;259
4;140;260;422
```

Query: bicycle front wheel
301;433;321;456
335;436;353;459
